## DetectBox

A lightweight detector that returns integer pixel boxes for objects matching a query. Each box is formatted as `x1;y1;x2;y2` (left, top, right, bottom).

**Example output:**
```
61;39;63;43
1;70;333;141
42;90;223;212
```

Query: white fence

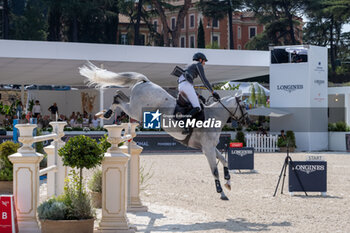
246;133;279;152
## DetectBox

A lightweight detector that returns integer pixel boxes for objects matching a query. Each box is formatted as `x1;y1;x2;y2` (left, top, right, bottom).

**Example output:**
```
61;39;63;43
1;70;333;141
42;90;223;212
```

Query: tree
245;0;304;47
151;0;191;47
197;18;205;48
58;135;103;194
47;0;62;41
198;0;227;47
304;0;350;73
198;0;242;49
2;0;10;39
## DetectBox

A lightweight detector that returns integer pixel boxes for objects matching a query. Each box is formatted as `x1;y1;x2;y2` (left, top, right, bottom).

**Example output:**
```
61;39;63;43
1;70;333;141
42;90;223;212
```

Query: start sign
0;195;18;233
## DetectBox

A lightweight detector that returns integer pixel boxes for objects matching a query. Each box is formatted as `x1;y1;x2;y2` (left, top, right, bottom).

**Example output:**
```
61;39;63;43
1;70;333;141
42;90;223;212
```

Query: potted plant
278;130;296;152
38;171;95;233
231;131;246;147
0;141;20;194
39;135;104;233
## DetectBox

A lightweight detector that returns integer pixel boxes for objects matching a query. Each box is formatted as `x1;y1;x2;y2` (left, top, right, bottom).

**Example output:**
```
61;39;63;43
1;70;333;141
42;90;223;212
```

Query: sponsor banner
276;84;303;93
228;147;254;170
1;133;231;153
133;134;231;152
289;161;327;192
0;195;19;233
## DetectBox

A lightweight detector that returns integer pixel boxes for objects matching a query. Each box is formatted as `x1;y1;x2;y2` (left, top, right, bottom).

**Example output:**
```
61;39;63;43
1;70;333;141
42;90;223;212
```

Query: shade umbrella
247;107;290;117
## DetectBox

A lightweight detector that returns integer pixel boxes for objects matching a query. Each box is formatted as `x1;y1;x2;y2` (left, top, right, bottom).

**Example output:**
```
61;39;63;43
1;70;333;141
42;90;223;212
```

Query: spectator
69;116;76;127
279;130;286;140
58;114;66;122
42;115;50;128
291;50;302;63
16;101;23;119
91;115;100;128
37;114;44;128
32;100;41;118
69;112;76;121
48;103;58;120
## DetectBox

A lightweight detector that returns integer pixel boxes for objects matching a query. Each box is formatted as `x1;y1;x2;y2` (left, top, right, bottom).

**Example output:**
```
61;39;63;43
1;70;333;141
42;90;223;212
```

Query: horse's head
224;91;250;126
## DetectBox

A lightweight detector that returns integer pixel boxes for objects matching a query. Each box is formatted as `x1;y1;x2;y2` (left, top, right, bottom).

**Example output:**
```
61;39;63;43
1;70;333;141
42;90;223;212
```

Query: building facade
117;3;302;49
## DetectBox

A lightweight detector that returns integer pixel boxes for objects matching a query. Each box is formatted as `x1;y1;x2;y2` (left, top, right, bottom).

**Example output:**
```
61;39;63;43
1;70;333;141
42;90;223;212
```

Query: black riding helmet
193;52;208;62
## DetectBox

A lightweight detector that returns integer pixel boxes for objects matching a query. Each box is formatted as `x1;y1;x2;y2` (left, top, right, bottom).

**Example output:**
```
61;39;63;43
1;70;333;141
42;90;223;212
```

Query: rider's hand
199;95;206;104
212;92;220;101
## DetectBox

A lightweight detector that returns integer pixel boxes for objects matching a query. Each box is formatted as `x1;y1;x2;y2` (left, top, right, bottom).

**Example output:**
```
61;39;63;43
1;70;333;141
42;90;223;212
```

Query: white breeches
178;79;201;109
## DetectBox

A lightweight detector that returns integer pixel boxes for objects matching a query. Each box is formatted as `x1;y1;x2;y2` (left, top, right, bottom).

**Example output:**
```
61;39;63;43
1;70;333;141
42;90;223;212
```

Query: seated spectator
91;115;100;128
42;115;50;128
69;116;77;127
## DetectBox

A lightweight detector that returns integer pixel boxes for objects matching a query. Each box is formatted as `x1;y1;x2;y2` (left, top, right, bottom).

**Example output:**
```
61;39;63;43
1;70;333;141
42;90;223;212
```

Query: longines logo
233;150;253;157
314;61;325;72
277;85;303;93
294;164;325;174
314;80;325;85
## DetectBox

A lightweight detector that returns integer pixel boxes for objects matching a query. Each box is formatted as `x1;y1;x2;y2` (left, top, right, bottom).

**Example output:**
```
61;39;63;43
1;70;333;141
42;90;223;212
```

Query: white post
121;123;148;212
100;88;104;127
98;125;135;233
9;124;42;233
44;122;67;197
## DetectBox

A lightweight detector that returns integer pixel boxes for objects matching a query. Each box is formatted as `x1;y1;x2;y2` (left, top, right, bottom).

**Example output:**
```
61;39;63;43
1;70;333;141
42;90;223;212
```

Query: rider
178;52;220;134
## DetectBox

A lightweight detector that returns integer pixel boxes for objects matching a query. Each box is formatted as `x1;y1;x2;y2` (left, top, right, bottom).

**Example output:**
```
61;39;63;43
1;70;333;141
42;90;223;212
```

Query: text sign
228;147;254;170
0;195;18;233
289;161;327;192
229;142;243;148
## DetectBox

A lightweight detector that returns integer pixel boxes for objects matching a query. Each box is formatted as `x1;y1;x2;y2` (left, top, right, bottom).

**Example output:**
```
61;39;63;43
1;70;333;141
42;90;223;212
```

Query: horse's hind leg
98;90;130;119
215;149;231;191
203;147;229;200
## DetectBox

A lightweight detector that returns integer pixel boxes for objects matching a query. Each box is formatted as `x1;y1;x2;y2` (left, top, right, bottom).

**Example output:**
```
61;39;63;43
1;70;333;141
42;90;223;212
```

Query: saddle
173;92;205;121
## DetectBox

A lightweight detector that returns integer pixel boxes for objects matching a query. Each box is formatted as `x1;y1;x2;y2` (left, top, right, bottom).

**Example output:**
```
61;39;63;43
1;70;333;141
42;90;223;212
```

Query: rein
217;97;247;123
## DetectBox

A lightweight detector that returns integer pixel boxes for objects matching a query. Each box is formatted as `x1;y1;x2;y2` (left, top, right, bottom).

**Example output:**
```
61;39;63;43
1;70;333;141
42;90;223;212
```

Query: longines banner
228;147;254;170
0;133;231;153
288;161;327;192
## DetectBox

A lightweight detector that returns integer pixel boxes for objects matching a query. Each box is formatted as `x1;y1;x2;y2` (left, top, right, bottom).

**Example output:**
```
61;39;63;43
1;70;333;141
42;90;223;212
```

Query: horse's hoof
224;183;231;191
220;195;229;201
103;109;113;119
95;110;106;119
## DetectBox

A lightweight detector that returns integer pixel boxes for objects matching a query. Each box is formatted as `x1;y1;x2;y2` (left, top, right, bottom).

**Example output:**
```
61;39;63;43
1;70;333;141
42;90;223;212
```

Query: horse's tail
79;61;149;88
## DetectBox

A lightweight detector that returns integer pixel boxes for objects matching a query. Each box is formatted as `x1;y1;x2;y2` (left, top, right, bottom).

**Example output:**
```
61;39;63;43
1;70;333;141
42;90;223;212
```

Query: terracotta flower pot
0;181;13;194
40;218;94;233
90;191;102;208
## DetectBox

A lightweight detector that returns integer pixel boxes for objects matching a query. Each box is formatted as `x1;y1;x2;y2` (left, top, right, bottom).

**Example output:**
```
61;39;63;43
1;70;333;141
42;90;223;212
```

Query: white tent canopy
221;81;270;96
0;40;270;87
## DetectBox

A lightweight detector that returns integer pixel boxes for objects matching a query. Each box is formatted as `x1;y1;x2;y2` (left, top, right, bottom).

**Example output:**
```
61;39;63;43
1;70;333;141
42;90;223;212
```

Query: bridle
217;97;248;124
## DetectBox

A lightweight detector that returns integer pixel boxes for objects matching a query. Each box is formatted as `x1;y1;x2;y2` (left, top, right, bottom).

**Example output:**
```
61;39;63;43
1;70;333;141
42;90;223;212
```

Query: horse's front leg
203;147;229;200
215;148;231;191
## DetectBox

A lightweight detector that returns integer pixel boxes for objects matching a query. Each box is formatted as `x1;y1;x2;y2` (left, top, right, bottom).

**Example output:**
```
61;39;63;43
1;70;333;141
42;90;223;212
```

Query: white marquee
0;40;269;87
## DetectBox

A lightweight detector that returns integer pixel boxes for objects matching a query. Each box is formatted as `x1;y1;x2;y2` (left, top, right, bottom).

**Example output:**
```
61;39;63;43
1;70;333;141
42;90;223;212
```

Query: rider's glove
212;92;220;101
199;95;206;104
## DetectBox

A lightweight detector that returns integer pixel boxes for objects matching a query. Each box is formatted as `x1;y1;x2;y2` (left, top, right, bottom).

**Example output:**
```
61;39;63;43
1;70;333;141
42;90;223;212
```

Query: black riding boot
182;107;201;135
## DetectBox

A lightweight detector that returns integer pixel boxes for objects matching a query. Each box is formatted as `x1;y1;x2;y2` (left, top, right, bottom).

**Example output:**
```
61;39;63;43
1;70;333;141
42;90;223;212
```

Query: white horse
80;62;249;200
